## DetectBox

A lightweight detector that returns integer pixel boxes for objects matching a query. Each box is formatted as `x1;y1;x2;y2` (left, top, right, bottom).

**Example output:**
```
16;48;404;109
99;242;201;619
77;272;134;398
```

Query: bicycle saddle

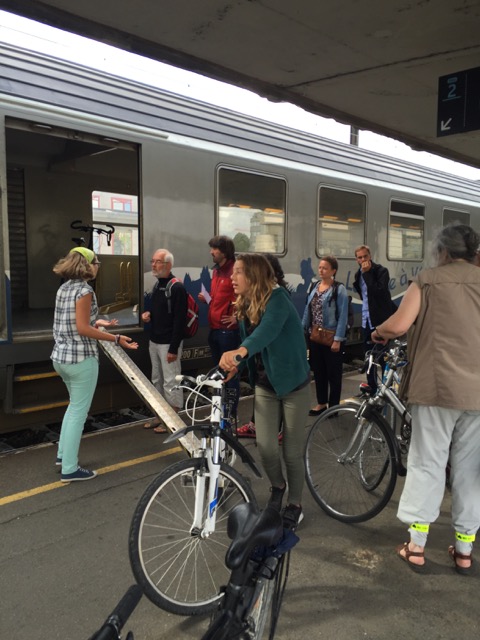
226;503;283;570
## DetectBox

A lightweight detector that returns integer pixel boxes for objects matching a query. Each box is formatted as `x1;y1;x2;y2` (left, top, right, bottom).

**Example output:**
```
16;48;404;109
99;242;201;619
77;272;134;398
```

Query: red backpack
163;277;199;339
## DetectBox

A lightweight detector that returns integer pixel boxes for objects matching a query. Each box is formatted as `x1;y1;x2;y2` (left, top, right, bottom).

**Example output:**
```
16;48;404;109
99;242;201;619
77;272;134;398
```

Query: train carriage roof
1;42;480;204
0;1;480;172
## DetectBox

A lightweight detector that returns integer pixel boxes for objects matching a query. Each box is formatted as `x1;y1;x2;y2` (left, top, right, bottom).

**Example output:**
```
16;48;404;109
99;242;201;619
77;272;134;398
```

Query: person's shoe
236;421;256;437
282;504;304;531
308;407;326;417
55;457;62;466
61;467;97;483
268;485;286;512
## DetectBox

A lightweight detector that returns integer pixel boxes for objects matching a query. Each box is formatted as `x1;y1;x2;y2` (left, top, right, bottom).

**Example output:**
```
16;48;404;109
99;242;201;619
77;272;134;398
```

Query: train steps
4;362;69;415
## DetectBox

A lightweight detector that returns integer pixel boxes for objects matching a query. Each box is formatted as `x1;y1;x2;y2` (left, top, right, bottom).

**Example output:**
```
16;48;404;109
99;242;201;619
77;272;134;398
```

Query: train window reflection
443;208;470;226
317;186;366;257
92;191;139;256
217;167;286;253
388;200;424;260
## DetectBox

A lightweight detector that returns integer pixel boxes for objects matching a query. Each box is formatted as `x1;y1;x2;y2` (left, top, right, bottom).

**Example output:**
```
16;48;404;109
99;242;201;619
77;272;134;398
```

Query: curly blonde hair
234;253;276;326
53;251;96;281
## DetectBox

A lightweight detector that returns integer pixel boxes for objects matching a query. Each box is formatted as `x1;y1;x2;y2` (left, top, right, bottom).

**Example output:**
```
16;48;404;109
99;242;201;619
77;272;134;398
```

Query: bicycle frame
166;370;261;539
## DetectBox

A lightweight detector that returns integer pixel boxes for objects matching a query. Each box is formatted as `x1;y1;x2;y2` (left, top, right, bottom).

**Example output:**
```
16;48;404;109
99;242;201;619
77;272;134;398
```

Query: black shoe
308;407;326;417
282;504;304;531
268;485;286;512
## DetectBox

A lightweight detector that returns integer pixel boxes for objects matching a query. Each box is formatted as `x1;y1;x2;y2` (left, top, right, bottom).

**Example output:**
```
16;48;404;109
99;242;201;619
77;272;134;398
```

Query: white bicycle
128;367;261;616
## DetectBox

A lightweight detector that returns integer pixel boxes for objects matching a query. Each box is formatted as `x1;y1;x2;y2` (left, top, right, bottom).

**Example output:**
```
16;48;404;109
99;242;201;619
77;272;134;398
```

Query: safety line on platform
0;446;182;506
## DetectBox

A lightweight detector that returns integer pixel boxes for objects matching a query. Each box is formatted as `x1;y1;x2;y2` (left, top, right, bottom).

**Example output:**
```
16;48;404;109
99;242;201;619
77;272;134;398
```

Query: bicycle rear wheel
129;458;257;616
305;403;397;523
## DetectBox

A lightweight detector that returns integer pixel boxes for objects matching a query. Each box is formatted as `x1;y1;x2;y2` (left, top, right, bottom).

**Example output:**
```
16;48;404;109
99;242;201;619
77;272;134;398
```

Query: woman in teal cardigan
219;253;310;530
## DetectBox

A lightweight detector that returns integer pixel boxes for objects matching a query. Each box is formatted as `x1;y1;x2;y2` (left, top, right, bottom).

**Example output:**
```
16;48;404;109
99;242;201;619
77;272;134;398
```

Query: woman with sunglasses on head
51;247;138;482
219;253;310;531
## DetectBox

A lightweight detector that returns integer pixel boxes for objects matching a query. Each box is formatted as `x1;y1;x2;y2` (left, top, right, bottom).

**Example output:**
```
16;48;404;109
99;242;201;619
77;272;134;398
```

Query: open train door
0;116;11;346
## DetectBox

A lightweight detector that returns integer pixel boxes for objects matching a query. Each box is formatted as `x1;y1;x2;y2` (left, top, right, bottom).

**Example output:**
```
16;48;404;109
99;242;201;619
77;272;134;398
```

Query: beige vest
404;262;480;410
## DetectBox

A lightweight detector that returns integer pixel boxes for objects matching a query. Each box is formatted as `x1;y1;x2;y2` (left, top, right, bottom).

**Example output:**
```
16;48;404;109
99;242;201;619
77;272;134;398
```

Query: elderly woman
219;253;310;530
372;224;480;574
51;247;138;482
302;256;349;416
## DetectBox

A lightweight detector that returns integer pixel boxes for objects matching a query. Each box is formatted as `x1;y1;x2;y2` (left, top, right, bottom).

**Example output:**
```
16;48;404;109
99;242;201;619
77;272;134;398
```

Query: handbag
310;324;335;347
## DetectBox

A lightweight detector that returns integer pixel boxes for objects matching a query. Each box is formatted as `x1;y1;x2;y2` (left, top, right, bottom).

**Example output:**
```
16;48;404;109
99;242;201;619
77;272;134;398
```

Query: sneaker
61;467;97;483
282;504;304;531
56;457;62;466
268;485;286;511
236;421;256;438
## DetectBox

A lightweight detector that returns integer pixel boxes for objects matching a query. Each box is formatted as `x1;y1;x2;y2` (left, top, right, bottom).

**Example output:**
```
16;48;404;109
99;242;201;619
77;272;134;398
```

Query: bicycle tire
245;567;276;640
305;403;397;523
129;458;257;616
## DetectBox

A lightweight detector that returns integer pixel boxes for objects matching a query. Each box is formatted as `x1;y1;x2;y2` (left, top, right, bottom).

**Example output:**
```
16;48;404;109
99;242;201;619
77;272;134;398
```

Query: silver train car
1;43;480;434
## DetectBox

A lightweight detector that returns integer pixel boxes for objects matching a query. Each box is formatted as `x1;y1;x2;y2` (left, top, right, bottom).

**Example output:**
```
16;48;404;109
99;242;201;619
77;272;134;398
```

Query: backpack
330;281;354;331
160;277;199;339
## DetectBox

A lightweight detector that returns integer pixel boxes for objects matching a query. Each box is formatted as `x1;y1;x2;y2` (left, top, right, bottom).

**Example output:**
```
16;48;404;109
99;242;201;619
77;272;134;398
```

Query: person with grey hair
371;223;480;575
142;248;188;430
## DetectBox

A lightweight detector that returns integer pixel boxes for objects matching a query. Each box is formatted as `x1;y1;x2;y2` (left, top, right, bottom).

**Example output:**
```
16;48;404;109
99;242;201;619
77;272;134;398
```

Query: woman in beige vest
372;224;480;575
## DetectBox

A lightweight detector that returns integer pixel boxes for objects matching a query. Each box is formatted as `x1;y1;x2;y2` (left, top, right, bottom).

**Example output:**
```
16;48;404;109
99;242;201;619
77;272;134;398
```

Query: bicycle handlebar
88;584;142;640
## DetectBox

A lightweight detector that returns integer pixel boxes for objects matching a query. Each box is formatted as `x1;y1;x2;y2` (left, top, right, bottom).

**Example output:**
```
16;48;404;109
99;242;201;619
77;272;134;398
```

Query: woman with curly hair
219;253;310;530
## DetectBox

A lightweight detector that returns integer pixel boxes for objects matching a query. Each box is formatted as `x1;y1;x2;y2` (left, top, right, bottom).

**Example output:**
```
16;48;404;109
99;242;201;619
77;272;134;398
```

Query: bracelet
114;334;120;346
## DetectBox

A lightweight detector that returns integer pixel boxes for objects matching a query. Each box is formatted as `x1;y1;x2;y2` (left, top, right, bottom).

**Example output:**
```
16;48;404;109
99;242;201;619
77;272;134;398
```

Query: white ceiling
1;0;480;169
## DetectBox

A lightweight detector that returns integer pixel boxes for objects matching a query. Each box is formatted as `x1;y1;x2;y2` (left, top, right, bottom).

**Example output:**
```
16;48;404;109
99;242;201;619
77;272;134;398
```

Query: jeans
209;328;240;417
53;357;99;474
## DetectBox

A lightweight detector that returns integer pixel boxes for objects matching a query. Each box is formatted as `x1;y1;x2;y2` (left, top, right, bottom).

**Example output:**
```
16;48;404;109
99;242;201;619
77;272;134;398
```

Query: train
1;42;480;435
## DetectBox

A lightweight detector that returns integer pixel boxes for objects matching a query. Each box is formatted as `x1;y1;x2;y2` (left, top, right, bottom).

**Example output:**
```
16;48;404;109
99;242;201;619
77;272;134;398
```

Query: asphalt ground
0;372;478;640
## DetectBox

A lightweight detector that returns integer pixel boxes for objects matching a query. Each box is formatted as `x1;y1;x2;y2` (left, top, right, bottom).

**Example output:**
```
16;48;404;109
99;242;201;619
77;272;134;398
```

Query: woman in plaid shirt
51;247;138;482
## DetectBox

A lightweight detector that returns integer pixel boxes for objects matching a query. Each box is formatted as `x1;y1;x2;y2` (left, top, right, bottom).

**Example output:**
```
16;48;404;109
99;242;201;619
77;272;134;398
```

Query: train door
0;115;9;344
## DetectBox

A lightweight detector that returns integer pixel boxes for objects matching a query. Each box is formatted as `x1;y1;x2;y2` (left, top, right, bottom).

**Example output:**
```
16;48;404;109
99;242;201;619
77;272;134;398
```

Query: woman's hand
118;335;139;350
220;314;237;328
219;348;248;371
95;318;119;328
371;329;387;344
331;340;341;352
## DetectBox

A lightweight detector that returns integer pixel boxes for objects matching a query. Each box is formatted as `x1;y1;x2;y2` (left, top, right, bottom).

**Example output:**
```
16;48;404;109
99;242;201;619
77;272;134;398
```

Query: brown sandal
153;425;168;434
396;542;426;573
448;545;473;576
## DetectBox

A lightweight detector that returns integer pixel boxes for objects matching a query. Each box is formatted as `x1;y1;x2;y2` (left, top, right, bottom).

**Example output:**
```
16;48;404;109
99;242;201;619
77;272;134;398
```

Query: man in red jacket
198;235;240;418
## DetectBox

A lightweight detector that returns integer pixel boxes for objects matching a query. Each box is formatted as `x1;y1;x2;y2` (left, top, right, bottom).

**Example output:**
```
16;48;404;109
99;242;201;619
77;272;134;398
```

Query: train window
388;200;424;260
92;191;139;256
317;186;366;257
443;208;470;226
217;167;286;253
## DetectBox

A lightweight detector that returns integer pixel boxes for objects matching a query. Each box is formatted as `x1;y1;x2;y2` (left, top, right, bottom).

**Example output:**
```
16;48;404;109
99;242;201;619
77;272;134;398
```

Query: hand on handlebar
219;349;247;372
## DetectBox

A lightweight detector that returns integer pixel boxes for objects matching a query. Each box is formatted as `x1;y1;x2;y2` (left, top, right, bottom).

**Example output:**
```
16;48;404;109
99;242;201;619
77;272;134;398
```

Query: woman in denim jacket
302;256;349;416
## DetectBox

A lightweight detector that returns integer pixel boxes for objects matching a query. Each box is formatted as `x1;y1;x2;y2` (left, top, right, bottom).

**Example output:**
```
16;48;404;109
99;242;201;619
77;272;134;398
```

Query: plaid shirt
51;279;99;364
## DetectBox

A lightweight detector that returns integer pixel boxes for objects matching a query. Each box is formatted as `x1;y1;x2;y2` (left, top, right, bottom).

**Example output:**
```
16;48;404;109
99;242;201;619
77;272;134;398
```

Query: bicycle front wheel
305;403;397;523
129;458;257;616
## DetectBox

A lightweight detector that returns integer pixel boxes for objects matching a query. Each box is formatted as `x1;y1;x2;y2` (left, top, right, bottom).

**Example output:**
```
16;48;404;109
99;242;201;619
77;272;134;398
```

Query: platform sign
437;67;480;137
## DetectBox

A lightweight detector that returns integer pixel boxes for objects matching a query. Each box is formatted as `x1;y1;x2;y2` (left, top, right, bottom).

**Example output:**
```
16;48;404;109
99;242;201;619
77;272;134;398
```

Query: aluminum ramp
99;339;199;455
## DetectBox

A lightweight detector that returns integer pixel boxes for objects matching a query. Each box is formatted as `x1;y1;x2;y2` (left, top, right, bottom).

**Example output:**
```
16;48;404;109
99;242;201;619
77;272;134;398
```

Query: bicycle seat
226;503;283;570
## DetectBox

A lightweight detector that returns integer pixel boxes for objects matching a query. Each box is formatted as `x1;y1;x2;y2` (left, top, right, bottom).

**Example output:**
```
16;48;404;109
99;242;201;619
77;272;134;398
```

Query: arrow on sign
440;118;452;131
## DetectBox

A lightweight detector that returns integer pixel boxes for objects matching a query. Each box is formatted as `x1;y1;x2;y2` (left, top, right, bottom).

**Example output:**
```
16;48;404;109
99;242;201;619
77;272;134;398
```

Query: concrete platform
0;373;478;640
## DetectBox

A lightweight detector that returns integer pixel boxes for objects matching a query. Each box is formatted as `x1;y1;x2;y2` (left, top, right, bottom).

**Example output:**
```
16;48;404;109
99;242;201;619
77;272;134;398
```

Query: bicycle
129;367;262;616
88;584;142;640
305;340;411;523
202;501;298;640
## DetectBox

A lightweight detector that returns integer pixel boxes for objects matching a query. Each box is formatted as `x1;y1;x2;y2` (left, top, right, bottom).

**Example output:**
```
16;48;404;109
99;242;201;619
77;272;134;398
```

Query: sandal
153;425;168;434
448;545;474;576
395;542;426;573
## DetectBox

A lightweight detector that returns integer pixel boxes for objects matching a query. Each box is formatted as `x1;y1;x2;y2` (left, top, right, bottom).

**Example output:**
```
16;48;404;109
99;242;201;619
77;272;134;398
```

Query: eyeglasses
92;261;101;266
151;259;169;264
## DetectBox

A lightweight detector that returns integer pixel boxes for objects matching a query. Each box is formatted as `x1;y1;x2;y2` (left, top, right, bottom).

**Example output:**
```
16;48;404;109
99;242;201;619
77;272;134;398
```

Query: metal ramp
99;339;199;455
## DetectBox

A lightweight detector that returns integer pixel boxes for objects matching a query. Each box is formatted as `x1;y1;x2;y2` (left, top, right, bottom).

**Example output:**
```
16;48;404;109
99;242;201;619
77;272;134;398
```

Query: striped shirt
51;279;99;364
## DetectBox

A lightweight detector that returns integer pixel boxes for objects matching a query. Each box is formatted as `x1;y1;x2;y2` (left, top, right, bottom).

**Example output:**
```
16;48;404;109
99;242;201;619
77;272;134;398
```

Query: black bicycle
202;501;298;640
88;584;142;640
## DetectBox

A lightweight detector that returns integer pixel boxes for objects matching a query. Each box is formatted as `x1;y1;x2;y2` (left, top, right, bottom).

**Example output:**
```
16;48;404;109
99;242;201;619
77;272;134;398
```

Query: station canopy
1;0;480;170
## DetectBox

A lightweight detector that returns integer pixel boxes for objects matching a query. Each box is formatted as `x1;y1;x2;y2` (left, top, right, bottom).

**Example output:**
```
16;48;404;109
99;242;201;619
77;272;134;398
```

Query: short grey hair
432;224;480;266
154;248;174;267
